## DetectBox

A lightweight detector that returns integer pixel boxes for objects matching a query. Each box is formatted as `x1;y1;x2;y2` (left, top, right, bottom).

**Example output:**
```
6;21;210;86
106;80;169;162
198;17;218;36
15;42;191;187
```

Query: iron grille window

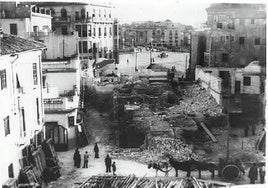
0;69;7;90
4;116;10;136
33;63;38;85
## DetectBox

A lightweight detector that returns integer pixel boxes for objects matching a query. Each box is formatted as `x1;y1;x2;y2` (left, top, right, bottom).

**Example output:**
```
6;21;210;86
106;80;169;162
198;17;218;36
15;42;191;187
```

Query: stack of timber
17;139;60;187
79;175;233;188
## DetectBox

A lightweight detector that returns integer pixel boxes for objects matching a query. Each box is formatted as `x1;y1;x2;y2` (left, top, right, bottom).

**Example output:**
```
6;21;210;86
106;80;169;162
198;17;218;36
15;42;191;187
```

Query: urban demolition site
79;65;265;187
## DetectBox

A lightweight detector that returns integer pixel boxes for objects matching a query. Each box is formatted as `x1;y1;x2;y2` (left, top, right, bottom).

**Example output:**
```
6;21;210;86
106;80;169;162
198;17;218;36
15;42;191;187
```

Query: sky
109;0;267;27
14;0;267;27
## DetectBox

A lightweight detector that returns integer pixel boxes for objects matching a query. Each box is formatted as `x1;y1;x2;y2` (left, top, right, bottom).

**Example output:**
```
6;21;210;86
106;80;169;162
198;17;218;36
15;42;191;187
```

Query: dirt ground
45;106;265;187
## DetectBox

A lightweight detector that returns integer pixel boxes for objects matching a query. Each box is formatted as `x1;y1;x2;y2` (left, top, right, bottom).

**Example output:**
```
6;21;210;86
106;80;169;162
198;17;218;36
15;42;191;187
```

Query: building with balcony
119;20;192;50
35;1;118;69
42;55;81;151
0;1;52;38
0;33;45;185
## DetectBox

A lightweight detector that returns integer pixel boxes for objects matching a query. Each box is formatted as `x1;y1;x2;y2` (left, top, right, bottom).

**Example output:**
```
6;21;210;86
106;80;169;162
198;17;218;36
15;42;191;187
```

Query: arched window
61;8;67;18
81;9;85;19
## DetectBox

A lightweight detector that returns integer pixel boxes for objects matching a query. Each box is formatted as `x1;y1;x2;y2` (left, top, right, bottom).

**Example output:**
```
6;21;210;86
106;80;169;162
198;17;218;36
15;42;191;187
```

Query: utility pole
226;24;232;162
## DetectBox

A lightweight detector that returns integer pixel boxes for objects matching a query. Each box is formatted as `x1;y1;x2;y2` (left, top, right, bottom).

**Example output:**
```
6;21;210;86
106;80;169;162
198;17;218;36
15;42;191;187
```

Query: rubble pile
111;136;203;163
178;84;222;116
148;136;202;161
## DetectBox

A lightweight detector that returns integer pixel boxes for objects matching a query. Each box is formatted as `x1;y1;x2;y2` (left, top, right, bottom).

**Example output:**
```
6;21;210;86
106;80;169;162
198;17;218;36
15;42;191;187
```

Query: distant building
0;33;45;185
119;20;192;50
189;3;266;79
205;3;266;67
34;2;118;67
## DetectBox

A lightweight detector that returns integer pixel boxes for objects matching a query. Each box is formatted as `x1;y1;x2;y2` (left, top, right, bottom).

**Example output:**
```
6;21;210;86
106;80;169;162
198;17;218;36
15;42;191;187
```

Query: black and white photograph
0;0;266;187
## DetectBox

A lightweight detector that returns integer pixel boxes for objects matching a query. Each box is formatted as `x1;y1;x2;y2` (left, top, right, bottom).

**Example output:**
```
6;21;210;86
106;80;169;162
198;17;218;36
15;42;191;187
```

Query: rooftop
0;33;46;55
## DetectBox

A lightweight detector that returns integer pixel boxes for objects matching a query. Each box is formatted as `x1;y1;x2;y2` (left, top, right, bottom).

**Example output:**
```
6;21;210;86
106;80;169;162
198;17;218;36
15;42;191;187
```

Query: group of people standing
248;163;265;184
73;143;116;175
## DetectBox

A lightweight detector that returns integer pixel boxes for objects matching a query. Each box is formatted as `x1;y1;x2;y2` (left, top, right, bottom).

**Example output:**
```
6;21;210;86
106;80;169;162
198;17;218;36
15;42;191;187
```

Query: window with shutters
68;116;75;127
75;11;79;20
82;41;88;53
82;25;87;37
239;37;245;45
75;25;81;37
255;38;260;45
217;23;222;29
8;163;14;178
78;41;82;53
222;53;229;62
4;116;10;136
10;24;17;35
243;76;251;86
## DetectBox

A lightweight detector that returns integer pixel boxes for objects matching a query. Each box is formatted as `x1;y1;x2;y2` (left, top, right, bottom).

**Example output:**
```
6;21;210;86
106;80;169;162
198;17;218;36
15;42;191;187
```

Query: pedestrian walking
73;148;81;168
248;163;258;184
259;165;265;184
105;154;112;173
94;143;99;158
83;151;89;168
112;161;116;175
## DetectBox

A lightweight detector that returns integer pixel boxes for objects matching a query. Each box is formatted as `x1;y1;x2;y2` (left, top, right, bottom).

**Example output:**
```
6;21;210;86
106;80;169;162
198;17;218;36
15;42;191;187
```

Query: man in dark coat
94;143;99;158
248;163;258;184
73;148;81;168
105;154;112;173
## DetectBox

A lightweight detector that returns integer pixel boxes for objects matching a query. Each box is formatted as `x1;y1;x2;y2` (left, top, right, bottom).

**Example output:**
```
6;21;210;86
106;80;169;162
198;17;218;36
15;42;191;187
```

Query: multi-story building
35;1;118;68
0;32;45;185
0;1;52;38
189;3;266;79
204;3;266;67
189;3;266;125
119;20;192;50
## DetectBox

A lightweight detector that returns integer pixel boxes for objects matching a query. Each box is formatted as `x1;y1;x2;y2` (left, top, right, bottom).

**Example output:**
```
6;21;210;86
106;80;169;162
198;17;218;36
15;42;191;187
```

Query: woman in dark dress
94;143;99;158
73;148;81;168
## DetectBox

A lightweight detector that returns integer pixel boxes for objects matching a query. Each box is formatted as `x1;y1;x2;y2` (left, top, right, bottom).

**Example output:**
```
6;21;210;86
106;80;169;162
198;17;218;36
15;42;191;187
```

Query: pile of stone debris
177;84;223;117
111;136;203;164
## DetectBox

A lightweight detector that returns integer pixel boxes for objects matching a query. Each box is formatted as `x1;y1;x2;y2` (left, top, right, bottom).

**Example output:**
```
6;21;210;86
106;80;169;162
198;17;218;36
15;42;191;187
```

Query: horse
165;154;195;177
165;154;217;178
194;161;218;178
147;161;171;177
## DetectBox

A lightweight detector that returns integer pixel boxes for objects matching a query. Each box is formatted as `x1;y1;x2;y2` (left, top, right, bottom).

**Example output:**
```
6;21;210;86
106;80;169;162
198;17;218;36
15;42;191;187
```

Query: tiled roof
0;34;46;55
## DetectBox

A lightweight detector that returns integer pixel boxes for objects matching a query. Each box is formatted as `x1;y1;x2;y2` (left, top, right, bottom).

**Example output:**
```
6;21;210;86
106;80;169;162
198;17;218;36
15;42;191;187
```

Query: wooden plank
200;122;217;142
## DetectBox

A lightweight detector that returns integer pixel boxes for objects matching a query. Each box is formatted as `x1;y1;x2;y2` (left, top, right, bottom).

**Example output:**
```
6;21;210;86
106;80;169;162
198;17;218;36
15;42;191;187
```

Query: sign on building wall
44;98;63;104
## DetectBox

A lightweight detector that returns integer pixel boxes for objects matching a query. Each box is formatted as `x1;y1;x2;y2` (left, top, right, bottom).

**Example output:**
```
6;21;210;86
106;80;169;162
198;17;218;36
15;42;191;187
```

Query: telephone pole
226;24;232;162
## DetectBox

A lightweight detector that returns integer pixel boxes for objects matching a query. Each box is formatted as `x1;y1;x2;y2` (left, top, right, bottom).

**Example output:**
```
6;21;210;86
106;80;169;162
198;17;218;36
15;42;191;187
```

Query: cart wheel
222;165;240;181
